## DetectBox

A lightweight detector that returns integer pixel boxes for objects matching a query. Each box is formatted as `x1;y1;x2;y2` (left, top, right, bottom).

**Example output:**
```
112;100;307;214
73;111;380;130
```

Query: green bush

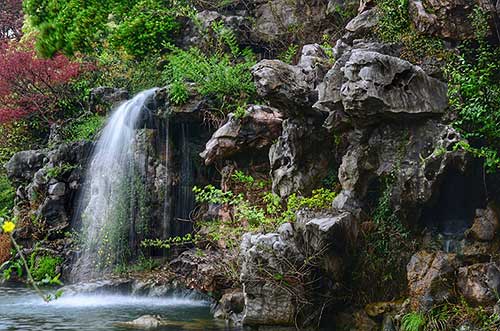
164;46;256;113
24;0;191;58
30;255;62;282
63;114;105;142
401;312;426;331
375;0;444;61
446;8;500;172
0;175;14;211
109;0;181;58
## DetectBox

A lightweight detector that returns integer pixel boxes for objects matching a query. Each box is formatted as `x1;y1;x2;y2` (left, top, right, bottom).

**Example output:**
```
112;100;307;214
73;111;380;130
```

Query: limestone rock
467;203;500;241
169;250;232;294
200;105;283;165
269;117;333;198
240;231;303;326
5;150;46;184
48;182;66;197
332;120;468;223
116;315;166;329
214;290;246;325
251;0;330;44
457;263;500;306
407;251;459;310
344;8;379;41
318;47;448;128
252;44;331;116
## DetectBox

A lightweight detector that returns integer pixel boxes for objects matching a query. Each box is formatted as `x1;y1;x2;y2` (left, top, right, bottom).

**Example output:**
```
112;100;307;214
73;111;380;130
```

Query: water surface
0;286;235;331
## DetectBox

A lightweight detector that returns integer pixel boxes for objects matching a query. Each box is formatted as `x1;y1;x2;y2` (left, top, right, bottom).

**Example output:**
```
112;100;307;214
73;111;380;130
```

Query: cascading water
71;89;157;282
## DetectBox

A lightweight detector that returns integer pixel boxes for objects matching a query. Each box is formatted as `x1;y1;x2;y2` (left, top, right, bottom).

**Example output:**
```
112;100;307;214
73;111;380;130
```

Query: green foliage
231;170;255;185
446;7;500;172
109;0;181;58
63;114;105;142
164;46;256;113
0;175;14;211
45;163;78;180
401;312;426;331
350;176;417;304
29;254;62;283
141;233;194;250
375;0;411;43
2;259;23;281
403;299;500;331
24;0;191;58
164;23;256;115
375;0;444;61
191;171;337;248
278;44;299;64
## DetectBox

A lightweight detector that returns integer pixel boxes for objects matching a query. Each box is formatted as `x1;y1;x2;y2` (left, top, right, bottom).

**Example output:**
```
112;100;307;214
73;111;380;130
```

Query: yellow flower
2;221;15;233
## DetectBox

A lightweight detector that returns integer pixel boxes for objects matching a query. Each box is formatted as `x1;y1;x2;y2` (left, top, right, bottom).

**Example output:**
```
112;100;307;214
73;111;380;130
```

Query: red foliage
0;0;23;41
0;42;90;124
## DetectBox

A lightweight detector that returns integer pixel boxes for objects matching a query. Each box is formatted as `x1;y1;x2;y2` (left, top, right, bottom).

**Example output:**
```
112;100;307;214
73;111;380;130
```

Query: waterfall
71;89;157;282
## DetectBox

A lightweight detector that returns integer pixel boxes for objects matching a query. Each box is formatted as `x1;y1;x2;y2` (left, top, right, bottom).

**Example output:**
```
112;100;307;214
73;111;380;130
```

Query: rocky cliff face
5;0;500;330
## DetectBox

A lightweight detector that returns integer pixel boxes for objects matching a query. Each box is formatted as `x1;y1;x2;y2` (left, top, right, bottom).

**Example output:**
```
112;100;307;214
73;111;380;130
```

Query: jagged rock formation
200;105;283;165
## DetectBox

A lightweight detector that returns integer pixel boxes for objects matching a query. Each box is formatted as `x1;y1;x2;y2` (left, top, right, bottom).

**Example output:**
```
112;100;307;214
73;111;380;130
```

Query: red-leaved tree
0;0;23;42
0;42;91;124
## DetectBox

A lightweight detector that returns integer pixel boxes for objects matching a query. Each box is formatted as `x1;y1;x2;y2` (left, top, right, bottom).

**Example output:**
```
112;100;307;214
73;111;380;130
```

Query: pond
0;286;238;331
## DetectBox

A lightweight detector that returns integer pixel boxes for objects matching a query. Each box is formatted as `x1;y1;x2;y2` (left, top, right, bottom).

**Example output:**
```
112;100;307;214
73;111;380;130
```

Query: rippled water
0;286;235;331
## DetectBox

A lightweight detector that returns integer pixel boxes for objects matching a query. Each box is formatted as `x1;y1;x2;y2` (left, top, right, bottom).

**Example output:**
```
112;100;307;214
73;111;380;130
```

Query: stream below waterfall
0;286;237;331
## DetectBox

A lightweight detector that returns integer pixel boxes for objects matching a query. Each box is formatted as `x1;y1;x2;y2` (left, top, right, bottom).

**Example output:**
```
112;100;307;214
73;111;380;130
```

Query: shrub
30;255;62;282
446;8;500;172
164;46;256;114
375;0;444;62
63;113;105;142
0;41;90;126
24;0;192;58
401;312;425;331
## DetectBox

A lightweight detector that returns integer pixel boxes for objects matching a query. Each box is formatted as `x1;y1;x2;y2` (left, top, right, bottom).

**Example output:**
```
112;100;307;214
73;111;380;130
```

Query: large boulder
457;263;500;306
169;249;233;294
5;150;46;184
332;120;468;222
200;105;283;165
294;211;359;276
252;44;331;116
407;251;459;310
240;227;303;326
316;45;448;128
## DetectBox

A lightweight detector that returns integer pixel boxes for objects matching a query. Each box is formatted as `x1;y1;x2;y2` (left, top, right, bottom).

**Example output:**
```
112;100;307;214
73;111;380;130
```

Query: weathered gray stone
200;105;283;165
5;150;46;184
252;44;331;116
240;232;303;326
332;120;468;222
269;117;333;198
48;182;66;197
336;49;447;126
